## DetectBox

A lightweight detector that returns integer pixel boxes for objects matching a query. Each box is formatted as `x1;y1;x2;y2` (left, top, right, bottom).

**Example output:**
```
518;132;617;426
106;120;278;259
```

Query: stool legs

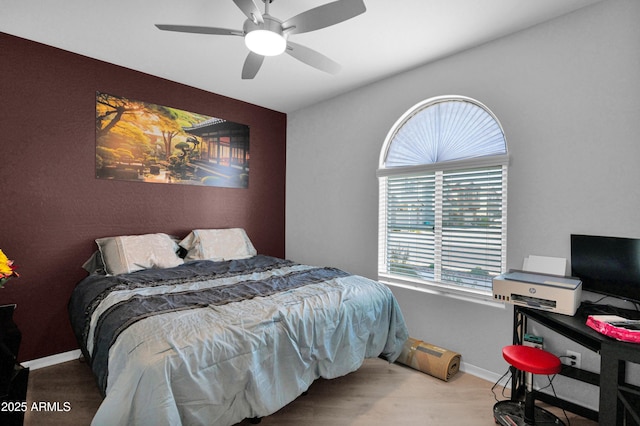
524;371;535;424
495;346;565;425
494;368;565;425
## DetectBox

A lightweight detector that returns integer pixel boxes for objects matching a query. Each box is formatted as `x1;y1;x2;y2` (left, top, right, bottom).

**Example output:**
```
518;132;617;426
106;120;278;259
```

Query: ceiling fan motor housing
243;14;287;56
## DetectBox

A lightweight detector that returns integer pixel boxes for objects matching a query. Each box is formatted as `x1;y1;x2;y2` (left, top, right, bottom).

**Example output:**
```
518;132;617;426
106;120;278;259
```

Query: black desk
512;306;640;426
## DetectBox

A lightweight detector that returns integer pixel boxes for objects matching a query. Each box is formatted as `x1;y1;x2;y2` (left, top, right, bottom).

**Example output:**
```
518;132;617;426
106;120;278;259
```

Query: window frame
377;95;509;302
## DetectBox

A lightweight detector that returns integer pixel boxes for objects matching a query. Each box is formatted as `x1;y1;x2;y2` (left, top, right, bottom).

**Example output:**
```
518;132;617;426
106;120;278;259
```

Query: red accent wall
0;32;287;362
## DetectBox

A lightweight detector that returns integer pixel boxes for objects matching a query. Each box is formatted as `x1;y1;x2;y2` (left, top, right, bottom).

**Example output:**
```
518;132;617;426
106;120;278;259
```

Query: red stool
493;345;565;425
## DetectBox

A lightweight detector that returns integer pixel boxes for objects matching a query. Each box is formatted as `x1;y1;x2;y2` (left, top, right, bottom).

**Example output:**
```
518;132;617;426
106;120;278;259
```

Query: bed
68;229;409;425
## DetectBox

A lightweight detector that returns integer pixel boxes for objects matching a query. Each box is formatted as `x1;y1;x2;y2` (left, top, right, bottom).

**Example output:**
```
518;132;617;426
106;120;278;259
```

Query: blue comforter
69;255;408;425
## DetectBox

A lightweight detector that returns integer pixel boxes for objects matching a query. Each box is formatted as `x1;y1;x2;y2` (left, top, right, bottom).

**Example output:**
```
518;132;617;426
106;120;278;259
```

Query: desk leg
600;342;624;426
513;308;525;345
510;309;525;401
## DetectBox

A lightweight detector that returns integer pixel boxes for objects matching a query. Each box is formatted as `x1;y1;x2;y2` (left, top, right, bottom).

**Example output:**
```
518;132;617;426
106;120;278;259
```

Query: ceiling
0;0;602;113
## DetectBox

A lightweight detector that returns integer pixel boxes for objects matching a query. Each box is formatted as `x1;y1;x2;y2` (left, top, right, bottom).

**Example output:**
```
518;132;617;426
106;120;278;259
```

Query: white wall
286;0;640;403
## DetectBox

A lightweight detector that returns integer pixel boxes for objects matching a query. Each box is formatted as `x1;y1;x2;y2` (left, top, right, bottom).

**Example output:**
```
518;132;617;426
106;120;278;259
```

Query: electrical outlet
566;350;581;369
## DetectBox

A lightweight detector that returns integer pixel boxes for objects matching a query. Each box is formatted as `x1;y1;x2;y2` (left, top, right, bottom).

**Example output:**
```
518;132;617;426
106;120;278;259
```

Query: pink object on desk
586;315;640;343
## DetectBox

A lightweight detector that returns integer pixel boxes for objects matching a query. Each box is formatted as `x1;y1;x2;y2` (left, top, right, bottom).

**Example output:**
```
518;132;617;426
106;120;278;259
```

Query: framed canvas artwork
96;91;250;188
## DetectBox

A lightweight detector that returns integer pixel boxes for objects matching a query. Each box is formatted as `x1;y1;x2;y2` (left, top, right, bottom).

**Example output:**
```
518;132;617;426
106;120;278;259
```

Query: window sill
379;274;506;309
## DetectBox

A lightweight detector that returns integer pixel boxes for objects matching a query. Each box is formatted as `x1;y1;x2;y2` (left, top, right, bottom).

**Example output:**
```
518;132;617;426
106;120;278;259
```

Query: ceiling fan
155;0;366;80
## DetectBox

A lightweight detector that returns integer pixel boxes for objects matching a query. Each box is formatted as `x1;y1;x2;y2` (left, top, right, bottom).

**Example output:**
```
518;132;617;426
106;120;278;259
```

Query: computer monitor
571;234;640;305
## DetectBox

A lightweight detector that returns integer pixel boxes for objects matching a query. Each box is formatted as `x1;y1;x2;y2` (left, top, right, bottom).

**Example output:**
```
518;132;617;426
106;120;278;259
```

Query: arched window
377;96;508;299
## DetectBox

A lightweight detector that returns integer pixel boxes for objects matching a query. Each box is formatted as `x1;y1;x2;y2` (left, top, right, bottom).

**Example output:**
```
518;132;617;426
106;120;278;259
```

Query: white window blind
385;173;436;278
378;96;508;297
383;97;506;167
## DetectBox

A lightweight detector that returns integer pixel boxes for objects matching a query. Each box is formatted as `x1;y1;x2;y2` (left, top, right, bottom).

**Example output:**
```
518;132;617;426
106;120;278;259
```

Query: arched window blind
377;96;508;297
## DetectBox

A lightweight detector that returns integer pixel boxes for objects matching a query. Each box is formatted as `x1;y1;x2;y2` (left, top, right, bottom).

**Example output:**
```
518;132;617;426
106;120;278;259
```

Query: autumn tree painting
95;92;250;188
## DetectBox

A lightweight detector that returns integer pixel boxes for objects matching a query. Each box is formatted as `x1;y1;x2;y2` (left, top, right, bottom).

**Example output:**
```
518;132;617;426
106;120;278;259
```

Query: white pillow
96;233;184;275
180;228;257;262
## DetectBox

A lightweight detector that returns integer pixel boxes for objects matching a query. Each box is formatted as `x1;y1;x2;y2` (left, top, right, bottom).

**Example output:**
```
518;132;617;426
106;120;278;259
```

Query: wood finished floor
24;357;597;425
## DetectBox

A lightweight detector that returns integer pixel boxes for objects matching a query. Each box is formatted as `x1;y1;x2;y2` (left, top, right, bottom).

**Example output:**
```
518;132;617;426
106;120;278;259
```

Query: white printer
493;270;582;316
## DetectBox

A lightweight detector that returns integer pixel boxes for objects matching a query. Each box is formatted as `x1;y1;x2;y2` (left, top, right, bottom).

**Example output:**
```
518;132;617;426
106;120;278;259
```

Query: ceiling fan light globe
245;29;286;56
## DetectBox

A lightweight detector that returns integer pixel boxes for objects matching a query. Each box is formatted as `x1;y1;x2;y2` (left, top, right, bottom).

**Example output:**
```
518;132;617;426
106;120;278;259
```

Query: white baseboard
460;361;510;389
22;349;82;371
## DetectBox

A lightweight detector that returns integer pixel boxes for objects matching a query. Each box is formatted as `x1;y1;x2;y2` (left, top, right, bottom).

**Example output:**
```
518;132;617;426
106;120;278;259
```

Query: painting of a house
96;92;250;188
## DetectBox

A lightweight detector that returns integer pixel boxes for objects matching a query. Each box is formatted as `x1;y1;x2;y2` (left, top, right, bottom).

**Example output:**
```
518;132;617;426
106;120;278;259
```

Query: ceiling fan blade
242;52;265;79
285;41;341;74
155;24;243;36
232;0;264;24
282;0;366;35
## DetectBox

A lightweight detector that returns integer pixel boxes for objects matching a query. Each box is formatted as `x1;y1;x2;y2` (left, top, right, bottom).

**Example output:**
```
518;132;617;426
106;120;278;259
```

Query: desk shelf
559;364;599;386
